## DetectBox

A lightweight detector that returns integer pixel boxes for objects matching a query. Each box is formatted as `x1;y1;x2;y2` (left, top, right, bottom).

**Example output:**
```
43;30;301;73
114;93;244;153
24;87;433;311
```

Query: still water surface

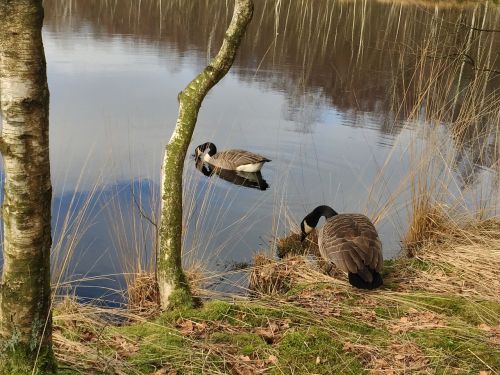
11;0;500;302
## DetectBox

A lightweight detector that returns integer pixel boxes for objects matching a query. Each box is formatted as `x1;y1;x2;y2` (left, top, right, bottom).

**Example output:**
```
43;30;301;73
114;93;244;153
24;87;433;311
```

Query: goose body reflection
300;205;383;289
195;142;271;172
195;157;270;191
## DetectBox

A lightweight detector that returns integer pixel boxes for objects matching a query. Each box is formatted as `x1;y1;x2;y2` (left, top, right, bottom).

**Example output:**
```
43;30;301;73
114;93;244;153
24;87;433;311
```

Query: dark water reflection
6;0;498;300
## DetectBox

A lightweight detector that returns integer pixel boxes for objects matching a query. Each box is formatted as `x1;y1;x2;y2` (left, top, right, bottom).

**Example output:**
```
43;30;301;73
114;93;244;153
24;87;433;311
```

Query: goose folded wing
217;150;270;165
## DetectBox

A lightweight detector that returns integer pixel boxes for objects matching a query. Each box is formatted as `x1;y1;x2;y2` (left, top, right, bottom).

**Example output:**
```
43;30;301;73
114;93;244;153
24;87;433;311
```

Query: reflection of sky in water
1;13;495;301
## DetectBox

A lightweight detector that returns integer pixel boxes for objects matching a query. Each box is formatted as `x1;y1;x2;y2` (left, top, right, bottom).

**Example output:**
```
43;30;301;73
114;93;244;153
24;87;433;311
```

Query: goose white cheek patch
304;221;313;234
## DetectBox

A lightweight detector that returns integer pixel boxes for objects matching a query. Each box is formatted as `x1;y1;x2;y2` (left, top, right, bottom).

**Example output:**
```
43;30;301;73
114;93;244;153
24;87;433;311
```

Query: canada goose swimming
195;157;269;190
300;205;383;290
194;142;271;172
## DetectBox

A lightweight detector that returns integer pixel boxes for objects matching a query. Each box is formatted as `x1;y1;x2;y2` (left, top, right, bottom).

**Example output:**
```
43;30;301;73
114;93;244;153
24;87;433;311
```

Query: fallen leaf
343;341;354;352
176;318;194;334
112;335;139;357
255;327;274;343
266;355;278;364
80;330;95;342
478;324;491;332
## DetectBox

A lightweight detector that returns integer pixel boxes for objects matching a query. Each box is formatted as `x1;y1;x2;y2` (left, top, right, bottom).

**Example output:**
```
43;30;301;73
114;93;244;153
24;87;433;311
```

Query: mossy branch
157;0;254;310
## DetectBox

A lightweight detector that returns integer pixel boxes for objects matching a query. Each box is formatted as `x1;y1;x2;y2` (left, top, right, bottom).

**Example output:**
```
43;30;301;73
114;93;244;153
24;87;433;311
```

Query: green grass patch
411;328;499;373
111;321;189;373
158;299;312;327
210;332;268;356
274;327;364;374
399;292;500;325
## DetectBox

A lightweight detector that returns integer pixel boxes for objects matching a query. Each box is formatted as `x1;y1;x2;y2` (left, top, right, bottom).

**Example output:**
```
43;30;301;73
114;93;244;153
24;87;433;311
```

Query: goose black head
194;142;217;158
300;205;338;242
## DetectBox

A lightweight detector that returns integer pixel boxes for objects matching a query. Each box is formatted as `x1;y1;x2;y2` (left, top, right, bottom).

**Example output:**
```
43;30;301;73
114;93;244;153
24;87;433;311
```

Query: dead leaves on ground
389;308;444;333
286;288;344;317
478;323;500;346
230;354;279;375
175;317;291;344
173;317;290;374
343;341;429;374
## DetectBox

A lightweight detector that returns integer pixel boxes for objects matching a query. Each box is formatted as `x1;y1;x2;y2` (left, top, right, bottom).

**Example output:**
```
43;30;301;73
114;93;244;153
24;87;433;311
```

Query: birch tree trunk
158;0;253;310
0;0;56;373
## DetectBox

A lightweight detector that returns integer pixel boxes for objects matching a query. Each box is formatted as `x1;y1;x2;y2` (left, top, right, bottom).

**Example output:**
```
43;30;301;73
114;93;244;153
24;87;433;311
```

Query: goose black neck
312;205;338;220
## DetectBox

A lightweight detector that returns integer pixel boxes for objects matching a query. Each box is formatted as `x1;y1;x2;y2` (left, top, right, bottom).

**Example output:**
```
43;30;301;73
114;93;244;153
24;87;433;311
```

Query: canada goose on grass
195;156;270;190
194;142;271;172
300;205;383;290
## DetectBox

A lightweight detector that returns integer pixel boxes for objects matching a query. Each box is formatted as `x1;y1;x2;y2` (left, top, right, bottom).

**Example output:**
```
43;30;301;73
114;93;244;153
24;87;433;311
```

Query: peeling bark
158;0;254;310
0;1;56;373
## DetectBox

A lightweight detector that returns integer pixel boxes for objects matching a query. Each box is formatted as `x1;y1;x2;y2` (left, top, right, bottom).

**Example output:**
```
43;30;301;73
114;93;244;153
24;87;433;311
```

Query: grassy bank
53;216;499;374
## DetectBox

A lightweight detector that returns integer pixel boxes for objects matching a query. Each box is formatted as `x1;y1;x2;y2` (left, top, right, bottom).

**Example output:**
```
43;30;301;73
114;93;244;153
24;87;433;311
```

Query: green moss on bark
0;0;54;372
157;0;253;310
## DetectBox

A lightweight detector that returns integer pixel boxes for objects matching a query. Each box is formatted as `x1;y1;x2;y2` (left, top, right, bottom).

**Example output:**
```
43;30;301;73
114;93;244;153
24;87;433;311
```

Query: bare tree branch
131;187;157;228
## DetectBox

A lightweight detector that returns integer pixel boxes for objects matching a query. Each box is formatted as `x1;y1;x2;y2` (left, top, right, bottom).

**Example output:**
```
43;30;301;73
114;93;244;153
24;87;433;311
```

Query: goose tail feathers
348;270;383;290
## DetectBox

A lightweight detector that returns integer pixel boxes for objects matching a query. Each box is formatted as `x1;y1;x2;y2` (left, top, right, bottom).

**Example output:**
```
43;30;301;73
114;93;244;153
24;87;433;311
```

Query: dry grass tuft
402;201;456;257
274;230;319;259
344;341;430;374
126;265;206;315
249;250;346;296
127;273;160;316
248;253;301;295
53;296;141;374
185;262;206;296
402;218;500;301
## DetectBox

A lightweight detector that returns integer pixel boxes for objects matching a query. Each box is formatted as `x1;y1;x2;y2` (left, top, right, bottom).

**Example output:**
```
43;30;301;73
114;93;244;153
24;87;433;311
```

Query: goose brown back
318;214;383;288
210;149;270;171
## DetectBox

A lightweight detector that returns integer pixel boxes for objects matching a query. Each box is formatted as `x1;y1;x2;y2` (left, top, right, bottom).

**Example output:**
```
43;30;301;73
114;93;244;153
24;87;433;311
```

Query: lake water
4;0;499;303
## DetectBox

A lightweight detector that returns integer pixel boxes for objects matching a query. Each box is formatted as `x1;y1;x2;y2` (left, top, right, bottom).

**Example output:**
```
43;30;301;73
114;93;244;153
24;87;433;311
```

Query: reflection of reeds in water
51;159;108;298
106;178;159;311
43;0;499;171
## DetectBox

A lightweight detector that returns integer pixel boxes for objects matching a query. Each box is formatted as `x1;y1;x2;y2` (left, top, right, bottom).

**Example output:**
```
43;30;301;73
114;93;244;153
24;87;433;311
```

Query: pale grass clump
53;296;144;374
404;217;500;301
402;201;456;257
125;263;207;314
249;252;347;296
274;230;319;258
126;272;160;316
